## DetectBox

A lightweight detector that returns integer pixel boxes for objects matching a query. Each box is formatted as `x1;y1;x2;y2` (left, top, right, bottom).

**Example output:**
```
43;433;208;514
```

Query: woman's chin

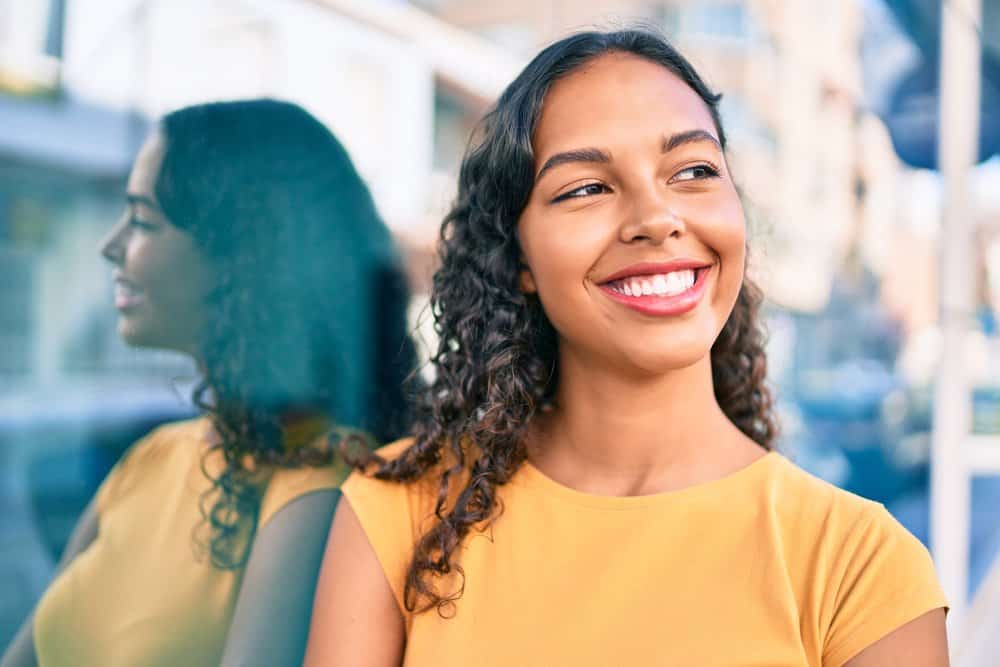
117;315;160;349
118;319;145;347
118;317;199;359
616;341;714;377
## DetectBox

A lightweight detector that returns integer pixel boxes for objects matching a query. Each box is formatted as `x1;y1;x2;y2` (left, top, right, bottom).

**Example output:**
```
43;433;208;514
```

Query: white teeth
667;270;695;294
666;273;682;293
611;269;697;298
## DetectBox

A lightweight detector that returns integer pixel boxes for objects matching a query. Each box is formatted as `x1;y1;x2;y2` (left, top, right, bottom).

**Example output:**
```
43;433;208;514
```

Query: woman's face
517;53;746;376
99;133;213;355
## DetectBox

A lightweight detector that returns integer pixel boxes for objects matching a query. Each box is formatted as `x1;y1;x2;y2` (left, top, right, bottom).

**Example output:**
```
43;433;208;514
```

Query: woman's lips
113;280;145;310
597;266;711;316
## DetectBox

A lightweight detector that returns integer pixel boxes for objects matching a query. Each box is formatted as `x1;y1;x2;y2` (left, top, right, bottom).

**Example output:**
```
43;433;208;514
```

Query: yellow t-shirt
33;417;351;667
342;439;947;667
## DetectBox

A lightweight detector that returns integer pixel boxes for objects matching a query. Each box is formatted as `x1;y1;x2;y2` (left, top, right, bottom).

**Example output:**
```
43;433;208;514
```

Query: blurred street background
1;0;998;662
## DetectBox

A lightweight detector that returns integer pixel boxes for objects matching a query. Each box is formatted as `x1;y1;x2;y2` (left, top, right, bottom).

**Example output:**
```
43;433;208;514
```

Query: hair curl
368;28;777;613
154;99;416;568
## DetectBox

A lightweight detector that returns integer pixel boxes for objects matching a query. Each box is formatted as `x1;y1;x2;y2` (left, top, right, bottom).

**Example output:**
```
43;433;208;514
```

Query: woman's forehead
532;53;718;157
127;133;167;198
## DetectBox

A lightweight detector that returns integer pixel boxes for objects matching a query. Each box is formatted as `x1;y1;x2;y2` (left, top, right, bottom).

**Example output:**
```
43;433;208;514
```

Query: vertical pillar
931;0;981;637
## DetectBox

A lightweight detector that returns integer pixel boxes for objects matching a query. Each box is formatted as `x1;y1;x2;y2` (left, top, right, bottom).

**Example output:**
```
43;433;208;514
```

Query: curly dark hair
154;99;416;568
363;29;777;614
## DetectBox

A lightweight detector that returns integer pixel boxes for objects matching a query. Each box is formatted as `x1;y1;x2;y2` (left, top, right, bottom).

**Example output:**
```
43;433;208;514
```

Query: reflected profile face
517;53;746;376
99;133;213;355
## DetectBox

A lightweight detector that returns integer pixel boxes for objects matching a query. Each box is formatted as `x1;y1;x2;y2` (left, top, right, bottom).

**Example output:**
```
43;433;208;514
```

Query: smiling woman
305;29;948;667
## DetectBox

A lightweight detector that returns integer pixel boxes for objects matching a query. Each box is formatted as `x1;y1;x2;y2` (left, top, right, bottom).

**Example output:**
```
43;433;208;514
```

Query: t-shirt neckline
516;450;781;510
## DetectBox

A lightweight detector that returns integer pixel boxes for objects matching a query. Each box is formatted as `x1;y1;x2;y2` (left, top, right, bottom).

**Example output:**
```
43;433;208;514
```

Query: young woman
1;99;415;667
306;30;949;666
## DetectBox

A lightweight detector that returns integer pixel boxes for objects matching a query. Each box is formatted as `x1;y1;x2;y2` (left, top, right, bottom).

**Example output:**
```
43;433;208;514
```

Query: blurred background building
1;0;999;662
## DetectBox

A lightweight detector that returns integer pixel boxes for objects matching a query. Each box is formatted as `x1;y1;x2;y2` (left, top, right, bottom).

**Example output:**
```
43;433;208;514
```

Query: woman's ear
519;261;537;294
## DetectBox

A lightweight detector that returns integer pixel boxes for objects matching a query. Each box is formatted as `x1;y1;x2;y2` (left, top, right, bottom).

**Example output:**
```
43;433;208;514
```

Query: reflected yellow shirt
34;417;350;667
342;439;947;667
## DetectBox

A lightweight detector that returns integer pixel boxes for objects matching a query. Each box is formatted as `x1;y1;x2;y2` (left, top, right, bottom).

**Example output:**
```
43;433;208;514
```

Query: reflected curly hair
365;29;776;614
155;99;415;568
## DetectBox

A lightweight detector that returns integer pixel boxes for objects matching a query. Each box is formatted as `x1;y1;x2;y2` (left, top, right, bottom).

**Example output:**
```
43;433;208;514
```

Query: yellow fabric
34;417;351;667
342;439;947;667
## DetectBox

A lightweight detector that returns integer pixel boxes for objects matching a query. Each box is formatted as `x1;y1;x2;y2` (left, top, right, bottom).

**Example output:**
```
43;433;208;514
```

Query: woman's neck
526;350;763;497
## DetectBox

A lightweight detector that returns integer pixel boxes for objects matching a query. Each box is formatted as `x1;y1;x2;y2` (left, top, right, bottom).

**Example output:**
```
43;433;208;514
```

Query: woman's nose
99;217;128;265
619;187;687;245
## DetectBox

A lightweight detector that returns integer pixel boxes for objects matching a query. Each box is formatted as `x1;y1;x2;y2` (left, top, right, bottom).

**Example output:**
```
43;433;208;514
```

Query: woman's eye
672;164;720;182
128;217;157;231
552;182;609;203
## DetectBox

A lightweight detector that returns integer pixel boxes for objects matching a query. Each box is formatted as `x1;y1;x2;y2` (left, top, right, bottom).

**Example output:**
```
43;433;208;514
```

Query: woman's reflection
2;98;415;667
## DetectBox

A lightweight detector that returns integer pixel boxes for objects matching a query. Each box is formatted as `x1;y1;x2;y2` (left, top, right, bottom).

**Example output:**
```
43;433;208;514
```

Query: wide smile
597;263;712;317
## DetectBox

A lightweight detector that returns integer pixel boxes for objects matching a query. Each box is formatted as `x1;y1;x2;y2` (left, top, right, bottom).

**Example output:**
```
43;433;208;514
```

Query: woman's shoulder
370;436;419;463
148;415;211;440
339;435;450;538
343;435;462;496
122;416;211;468
340;436;421;503
124;416;208;456
95;417;209;511
764;456;948;664
336;436;441;617
766;451;886;524
764;452;939;588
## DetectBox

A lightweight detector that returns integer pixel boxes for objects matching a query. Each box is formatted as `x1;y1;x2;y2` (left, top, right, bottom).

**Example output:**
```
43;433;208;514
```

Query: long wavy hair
154;99;416;568
363;29;777;615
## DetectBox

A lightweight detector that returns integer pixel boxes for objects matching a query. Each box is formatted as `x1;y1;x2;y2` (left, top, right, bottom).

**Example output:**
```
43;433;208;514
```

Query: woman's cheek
527;209;598;281
686;192;745;247
524;229;595;328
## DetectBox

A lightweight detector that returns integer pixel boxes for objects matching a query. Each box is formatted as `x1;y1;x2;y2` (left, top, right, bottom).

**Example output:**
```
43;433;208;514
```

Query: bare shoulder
842;608;948;666
220;489;341;667
304;496;405;667
304;436;452;666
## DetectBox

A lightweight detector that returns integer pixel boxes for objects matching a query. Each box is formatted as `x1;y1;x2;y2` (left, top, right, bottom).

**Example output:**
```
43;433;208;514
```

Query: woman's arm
842;608;948;667
1;498;100;667
219;489;341;667
303;497;405;667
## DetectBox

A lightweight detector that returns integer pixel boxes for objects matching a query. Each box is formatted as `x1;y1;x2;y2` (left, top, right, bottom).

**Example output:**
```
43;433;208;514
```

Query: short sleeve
340;438;426;618
822;505;948;667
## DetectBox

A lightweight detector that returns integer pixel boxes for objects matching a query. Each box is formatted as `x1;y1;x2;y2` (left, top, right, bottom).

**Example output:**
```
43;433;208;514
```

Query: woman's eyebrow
662;129;722;153
534;130;722;183
535;147;612;182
